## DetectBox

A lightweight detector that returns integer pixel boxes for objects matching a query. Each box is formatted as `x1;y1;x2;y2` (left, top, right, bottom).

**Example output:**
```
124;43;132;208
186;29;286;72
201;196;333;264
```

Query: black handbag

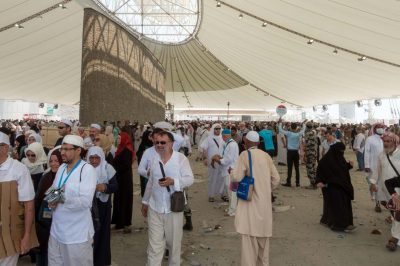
159;162;185;212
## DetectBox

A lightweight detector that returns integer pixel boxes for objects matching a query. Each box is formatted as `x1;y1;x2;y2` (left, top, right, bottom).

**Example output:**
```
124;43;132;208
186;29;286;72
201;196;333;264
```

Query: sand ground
19;148;399;266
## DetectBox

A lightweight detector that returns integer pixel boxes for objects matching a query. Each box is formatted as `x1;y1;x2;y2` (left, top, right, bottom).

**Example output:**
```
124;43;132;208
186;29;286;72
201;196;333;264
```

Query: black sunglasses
155;141;168;145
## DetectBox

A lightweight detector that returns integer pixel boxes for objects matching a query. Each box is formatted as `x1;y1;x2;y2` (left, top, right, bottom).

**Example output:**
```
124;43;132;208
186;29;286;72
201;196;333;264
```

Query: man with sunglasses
0;132;36;266
48;135;97;266
54;119;72;147
141;131;194;266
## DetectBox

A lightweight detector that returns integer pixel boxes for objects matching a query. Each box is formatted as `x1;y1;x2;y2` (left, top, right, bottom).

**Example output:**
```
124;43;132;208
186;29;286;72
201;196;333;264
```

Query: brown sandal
386;237;398;252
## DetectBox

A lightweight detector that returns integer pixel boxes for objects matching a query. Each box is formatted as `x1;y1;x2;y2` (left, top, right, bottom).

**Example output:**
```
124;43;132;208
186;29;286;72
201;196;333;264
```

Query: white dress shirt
142;151;194;214
219;139;239;176
138;146;157;178
353;133;366;153
50;161;97;244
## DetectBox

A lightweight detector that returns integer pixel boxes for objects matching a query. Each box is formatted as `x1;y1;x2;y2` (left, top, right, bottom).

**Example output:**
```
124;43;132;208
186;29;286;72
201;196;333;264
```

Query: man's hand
370;184;378;193
48;202;58;210
159;177;174;187
203;159;208;166
317;182;325;188
348;160;354;167
96;183;107;192
365;168;371;173
20;235;30;254
141;204;148;218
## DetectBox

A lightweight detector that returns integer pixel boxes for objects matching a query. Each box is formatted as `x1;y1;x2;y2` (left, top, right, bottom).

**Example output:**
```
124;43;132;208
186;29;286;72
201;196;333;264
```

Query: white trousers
48;235;93;266
224;175;237;215
146;208;183;266
208;166;224;197
241;235;270;266
392;220;400;245
0;254;18;266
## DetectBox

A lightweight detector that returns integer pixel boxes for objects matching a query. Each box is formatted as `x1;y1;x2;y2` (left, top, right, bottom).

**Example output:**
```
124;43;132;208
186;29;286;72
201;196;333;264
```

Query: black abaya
111;148;133;229
93;176;118;266
316;142;354;231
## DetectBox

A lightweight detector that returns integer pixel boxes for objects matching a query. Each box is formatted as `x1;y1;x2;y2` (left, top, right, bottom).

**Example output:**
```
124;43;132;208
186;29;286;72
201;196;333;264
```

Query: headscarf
316;142;354;199
15;134;26;157
22;142;47;174
210;123;223;141
105;126;115;144
36;147;62;202
368;123;385;137
87;146;116;202
28;132;42;143
97;134;112;155
115;132;135;161
381;132;400;147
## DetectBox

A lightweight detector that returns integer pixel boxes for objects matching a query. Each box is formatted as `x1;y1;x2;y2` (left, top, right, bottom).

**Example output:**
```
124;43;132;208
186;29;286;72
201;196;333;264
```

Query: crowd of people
0;118;399;266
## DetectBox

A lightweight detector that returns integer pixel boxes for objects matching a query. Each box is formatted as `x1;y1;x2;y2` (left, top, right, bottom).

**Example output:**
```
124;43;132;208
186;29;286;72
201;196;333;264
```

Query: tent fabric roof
1;0;399;111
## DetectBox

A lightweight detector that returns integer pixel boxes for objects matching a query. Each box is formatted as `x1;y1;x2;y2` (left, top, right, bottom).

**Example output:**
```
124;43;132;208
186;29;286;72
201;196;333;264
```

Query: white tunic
277;133;287;164
370;148;400;202
199;134;224;197
0;157;35;201
364;134;383;176
50;161;97;244
142;151;194;213
219;139;239;176
138;146;158;178
353;133;366;153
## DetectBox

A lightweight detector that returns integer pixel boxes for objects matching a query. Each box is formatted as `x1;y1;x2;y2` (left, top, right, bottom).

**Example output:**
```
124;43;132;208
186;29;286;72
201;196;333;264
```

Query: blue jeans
356;151;364;170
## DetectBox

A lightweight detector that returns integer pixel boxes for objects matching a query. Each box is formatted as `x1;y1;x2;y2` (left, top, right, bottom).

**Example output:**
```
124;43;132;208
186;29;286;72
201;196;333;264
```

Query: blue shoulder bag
237;150;254;201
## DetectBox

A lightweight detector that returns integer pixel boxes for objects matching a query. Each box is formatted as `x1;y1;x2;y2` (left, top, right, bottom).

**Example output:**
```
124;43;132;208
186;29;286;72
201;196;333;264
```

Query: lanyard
223;139;233;156
58;160;81;188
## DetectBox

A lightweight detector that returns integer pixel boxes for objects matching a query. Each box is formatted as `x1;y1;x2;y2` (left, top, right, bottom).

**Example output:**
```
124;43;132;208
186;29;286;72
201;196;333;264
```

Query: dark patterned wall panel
80;8;165;125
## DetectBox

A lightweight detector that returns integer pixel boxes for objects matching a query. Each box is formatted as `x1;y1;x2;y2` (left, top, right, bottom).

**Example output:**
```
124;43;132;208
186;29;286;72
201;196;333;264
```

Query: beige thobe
232;148;280;266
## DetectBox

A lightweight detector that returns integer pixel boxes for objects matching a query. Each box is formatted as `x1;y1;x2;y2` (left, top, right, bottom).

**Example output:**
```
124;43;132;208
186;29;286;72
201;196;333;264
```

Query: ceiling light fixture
238;13;243;19
216;1;221;7
307;39;314;44
333;48;338;54
262;22;267;27
58;3;67;9
358;56;367;61
14;23;24;29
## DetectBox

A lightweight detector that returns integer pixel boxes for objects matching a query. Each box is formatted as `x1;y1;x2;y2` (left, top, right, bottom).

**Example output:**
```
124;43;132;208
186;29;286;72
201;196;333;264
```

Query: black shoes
281;183;291;187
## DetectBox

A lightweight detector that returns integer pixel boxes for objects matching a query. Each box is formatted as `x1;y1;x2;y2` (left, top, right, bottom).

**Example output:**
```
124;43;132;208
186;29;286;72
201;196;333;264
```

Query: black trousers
287;149;300;185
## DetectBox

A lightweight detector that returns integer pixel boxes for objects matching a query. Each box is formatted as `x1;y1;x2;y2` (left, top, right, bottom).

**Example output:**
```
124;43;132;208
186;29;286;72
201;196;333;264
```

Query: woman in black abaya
316;142;356;232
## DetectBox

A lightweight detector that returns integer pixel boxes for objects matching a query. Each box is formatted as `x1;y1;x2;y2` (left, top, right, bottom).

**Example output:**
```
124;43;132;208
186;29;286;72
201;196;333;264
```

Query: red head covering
115;132;135;161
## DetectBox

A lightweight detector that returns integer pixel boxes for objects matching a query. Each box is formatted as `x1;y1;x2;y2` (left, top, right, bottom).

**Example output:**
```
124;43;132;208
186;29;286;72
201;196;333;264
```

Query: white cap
0;132;10;145
90;123;101;130
61;119;73;127
246;131;260;142
62;135;84;148
153;121;173;131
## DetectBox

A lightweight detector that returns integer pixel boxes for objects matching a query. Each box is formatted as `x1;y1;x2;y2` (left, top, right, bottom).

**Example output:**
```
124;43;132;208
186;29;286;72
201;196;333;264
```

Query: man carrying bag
141;131;194;266
232;131;280;266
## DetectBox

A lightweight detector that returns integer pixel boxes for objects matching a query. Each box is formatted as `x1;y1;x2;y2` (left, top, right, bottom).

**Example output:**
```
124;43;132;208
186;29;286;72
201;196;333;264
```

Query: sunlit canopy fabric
0;0;399;111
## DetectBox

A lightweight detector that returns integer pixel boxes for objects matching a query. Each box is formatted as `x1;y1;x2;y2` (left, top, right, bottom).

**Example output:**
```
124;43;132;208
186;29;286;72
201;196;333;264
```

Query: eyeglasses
26;154;36;158
60;147;76;152
215;128;221;130
58;126;66;129
155;141;168;145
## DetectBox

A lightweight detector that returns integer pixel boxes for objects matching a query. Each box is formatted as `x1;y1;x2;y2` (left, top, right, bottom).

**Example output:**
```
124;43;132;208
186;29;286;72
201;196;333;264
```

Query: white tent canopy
0;0;399;111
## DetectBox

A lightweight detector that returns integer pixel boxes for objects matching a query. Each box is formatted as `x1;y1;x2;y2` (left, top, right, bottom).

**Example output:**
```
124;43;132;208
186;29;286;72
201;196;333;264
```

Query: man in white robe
364;123;384;212
199;124;224;202
370;132;400;250
212;129;239;215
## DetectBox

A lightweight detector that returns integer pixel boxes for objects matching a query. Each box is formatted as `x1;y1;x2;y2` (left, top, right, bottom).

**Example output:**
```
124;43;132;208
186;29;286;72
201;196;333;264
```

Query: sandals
221;195;229;202
208;197;215;202
386;237;398;252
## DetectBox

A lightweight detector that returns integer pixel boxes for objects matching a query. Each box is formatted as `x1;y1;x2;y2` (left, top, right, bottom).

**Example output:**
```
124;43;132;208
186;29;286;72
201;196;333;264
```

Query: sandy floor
19;148;399;266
